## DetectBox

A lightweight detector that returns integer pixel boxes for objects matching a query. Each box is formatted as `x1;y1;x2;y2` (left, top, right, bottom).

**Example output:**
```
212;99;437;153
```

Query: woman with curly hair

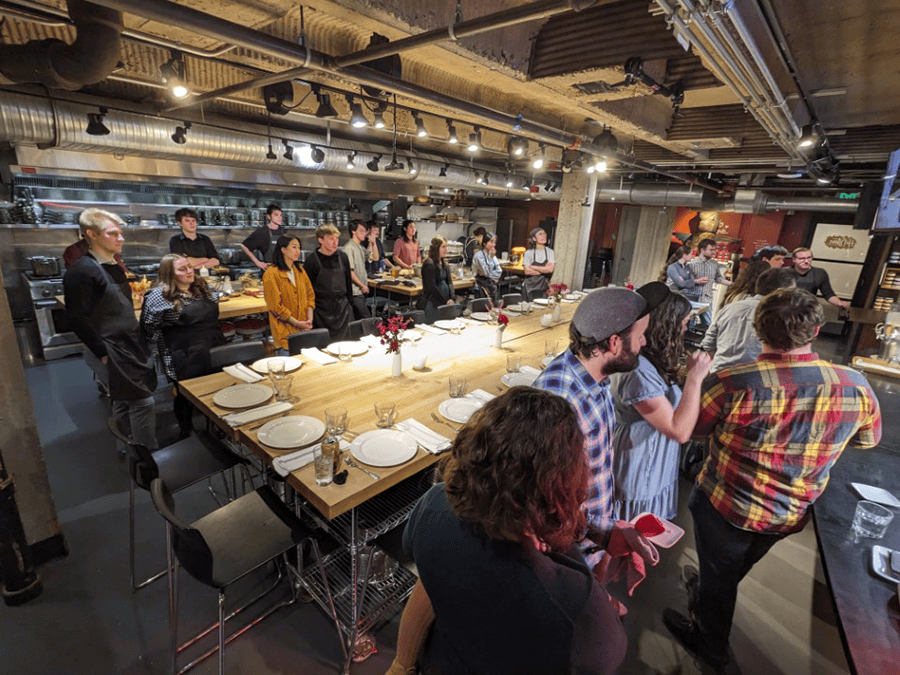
141;253;225;436
385;387;626;675
610;282;711;521
720;260;769;306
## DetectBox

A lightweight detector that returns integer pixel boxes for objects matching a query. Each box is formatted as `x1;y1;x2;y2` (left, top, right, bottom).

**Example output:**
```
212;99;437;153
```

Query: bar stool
287;328;330;353
150;478;330;675
107;417;251;591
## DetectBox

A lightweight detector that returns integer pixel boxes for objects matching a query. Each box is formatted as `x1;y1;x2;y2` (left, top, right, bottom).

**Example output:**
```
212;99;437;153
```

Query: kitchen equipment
21;271;82;360
28;256;61;277
875;317;900;364
217;247;242;265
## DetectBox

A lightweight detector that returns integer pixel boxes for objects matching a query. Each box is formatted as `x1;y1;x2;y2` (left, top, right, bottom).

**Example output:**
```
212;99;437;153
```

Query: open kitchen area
2;1;900;675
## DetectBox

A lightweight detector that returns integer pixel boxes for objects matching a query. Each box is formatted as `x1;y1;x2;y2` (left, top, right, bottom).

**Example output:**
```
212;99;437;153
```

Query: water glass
851;500;894;543
448;375;467;398
412;352;428;370
273;375;293;401
314;444;334;487
337;345;352;362
545;340;559;357
325;405;348;436
374;401;396;428
506;354;521;373
268;358;286;383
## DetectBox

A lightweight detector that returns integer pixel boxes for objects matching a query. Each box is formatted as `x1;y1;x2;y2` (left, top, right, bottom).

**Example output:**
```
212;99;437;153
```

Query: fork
430;412;461;433
344;455;380;480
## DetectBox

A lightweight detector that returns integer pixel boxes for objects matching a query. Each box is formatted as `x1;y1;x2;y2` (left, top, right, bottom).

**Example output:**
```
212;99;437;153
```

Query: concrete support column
552;170;598;290
611;205;672;287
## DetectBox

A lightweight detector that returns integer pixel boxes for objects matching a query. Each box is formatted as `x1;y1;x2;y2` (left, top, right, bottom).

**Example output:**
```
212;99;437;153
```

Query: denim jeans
689;487;785;658
112;395;158;450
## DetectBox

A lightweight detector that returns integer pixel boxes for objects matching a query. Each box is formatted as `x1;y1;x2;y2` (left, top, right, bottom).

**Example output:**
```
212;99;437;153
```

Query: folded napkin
417;324;447;335
272;438;350;477
224;363;263;383
360;334;382;349
469;389;496;402
223;401;293;427
520;365;542;377
397;419;451;454
459;318;481;326
301;347;338;365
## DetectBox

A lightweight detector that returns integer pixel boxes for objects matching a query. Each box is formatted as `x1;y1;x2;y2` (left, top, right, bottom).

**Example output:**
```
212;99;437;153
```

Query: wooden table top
368;275;476;297
179;302;578;520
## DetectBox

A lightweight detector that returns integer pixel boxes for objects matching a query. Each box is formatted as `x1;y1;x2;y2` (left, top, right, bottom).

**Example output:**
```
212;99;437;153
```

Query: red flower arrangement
547;282;569;302
378;316;410;354
487;298;509;329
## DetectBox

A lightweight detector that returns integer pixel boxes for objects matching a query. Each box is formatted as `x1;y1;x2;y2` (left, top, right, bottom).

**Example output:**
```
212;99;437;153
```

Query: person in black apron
522;227;556;301
141;254;226;436
63;209;158;450
303;223;353;341
239;204;284;270
417;236;456;323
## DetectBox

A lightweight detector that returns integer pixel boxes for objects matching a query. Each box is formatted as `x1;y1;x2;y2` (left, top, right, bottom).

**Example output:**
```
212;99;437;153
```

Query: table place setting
213;383;273;408
273;437;350;477
360;334;383;349
300;347;338;365
223;400;294;427
349;429;420;466
324;341;369;360
255;415;326;450
223;363;264;383
469;311;493;322
394;419;452;454
417;323;447;335
500;364;542;388
434;319;464;333
250;356;304;374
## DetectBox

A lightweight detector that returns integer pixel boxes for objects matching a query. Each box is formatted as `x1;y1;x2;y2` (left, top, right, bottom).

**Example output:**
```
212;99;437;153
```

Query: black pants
689;487;786;658
350;293;370;320
173;388;195;433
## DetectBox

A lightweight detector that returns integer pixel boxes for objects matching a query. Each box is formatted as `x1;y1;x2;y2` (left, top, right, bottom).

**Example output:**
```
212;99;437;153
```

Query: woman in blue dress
610;282;711;521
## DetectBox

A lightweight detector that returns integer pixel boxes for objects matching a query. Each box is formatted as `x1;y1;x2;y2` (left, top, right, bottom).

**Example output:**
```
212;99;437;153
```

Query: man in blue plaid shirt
535;287;659;569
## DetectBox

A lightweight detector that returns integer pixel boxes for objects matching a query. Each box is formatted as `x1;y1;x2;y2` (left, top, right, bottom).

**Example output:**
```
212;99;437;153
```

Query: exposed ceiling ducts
0;0;123;89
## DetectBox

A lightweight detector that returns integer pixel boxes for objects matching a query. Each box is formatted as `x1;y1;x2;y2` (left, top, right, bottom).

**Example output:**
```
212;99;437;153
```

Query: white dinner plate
250;356;304;374
851;483;900;508
324;340;368;356
469;312;493;322
400;329;421;341
350;429;418;467
434;319;464;331
565;293;579;301
501;371;539;388
533;298;551;306
257;415;325;449
213;383;273;409
872;545;900;583
438;397;484;424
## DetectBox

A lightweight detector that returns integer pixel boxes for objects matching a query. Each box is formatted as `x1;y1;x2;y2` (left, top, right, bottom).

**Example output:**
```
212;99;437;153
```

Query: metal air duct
0;0;123;89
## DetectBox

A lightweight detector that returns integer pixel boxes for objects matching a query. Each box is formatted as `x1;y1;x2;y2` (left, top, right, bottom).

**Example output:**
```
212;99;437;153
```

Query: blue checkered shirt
687;255;727;304
534;350;616;566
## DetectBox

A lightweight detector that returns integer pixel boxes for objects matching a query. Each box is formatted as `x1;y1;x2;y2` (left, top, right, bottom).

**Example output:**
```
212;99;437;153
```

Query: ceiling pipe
0;0;122;90
88;0;718;190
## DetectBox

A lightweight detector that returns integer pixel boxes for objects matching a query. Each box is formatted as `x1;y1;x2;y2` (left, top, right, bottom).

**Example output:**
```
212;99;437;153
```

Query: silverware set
430;412;461;433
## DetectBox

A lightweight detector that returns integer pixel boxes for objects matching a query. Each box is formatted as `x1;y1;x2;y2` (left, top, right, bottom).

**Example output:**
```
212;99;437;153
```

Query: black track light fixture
346;151;357;170
592;128;619;156
413;112;427;138
266;143;277;160
282;139;294;161
384;150;404;171
439;163;448;177
446;120;458;144
482;172;489;186
408;157;417;175
310;144;325;163
467;127;481;153
171;122;191;144
159;50;188;99
506;136;528;158
373;110;386;129
475;171;483;184
533;143;546;170
312;84;338;118
86;107;110;136
347;96;368;128
366;154;382;172
505;175;513;188
797;123;820;150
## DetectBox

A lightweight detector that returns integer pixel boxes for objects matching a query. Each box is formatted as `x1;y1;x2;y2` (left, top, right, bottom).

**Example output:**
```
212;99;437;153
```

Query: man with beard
534;287;658;570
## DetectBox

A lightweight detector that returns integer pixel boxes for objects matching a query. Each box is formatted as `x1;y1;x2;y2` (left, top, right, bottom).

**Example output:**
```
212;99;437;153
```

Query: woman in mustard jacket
263;235;315;354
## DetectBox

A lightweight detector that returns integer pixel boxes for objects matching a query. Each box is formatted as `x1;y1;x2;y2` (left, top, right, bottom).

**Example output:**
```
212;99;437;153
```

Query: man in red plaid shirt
664;288;881;673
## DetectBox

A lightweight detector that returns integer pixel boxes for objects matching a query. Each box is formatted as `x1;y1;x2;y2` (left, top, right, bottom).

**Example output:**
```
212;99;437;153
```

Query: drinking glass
506;354;521;373
337;345;352;362
314;444;334;486
274;375;293;402
448;376;467;398
374;402;397;428
851;500;894;543
325;405;348;436
545;340;559;357
268;358;286;384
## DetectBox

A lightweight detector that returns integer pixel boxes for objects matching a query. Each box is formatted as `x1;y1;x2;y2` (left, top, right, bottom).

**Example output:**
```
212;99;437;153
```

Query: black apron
313;252;351;341
87;257;157;401
163;296;226;380
522;247;551;300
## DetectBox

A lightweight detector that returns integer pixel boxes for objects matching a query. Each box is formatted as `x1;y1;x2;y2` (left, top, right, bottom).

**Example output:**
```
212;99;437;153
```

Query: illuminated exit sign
837;192;860;199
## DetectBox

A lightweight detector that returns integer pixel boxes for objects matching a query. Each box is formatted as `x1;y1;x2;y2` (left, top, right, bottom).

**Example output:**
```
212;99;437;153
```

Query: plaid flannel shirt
535;350;616;566
695;352;882;534
687;255;726;304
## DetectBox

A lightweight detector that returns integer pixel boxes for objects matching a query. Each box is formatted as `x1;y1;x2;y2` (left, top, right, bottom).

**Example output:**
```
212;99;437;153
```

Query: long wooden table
56;291;268;320
368;274;475;299
178;301;577;665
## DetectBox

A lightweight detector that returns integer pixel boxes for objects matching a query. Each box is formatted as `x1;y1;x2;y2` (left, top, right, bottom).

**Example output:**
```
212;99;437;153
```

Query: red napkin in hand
592;520;660;597
633;513;666;538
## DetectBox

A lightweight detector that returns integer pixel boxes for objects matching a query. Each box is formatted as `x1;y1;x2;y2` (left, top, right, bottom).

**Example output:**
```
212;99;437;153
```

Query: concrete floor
2;335;897;675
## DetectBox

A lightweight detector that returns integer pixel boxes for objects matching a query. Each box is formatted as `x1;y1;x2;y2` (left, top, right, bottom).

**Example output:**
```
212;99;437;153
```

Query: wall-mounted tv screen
873;148;900;233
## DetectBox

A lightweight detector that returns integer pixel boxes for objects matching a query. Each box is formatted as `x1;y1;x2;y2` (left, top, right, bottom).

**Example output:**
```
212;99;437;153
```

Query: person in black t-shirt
168;208;219;270
789;247;848;309
239;204;284;270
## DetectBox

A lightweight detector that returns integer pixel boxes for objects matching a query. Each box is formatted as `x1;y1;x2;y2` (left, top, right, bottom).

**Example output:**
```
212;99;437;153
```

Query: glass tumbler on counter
851;500;894;543
325;405;348;437
449;376;467;398
314;439;336;487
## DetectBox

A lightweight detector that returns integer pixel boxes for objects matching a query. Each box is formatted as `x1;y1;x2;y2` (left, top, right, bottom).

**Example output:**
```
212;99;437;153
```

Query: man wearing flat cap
534;287;660;569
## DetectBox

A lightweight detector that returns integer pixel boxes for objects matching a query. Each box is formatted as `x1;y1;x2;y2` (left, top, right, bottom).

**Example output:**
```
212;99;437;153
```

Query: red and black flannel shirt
694;352;882;534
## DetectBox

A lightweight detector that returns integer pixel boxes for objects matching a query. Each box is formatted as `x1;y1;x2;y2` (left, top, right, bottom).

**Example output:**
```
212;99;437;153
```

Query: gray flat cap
572;287;647;342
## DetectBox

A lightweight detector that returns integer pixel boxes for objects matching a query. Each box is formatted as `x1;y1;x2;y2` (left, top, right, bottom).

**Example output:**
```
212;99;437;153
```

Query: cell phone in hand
890;550;900;575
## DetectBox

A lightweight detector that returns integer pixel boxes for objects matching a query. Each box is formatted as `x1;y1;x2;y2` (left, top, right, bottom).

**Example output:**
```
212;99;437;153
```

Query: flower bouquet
547;282;569;302
378;316;410;354
487;299;509;347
